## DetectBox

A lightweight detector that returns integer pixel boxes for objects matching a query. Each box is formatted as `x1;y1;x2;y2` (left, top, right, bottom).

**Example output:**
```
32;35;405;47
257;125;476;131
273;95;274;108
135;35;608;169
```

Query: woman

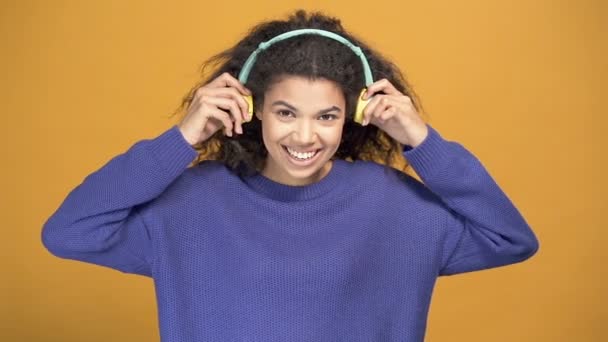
41;9;539;342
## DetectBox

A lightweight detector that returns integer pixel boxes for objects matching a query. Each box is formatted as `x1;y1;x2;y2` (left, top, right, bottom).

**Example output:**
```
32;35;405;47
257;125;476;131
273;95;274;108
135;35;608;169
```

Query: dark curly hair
169;9;428;177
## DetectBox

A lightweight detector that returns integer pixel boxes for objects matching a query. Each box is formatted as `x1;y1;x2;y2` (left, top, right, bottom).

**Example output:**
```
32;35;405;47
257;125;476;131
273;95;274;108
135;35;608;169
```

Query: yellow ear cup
354;88;372;124
243;95;253;122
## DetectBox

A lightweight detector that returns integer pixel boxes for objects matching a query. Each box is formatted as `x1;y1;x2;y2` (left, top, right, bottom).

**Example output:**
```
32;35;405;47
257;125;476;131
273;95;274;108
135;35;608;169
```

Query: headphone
237;28;375;125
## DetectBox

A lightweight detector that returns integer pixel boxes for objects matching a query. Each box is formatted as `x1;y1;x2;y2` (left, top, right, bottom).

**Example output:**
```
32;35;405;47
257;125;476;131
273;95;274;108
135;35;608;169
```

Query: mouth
281;145;322;165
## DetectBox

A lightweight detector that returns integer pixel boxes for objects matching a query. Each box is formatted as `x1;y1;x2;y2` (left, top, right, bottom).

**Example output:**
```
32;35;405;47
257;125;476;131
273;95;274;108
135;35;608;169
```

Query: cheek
260;127;273;154
261;120;286;146
322;126;344;145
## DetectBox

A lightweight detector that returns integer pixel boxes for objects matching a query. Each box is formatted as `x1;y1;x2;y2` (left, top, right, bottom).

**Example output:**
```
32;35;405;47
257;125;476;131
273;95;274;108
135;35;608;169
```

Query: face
255;76;346;186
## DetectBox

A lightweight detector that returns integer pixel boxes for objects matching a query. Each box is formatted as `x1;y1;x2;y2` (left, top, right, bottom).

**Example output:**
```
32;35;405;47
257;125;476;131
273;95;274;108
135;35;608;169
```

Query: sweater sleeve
41;125;198;277
403;124;539;276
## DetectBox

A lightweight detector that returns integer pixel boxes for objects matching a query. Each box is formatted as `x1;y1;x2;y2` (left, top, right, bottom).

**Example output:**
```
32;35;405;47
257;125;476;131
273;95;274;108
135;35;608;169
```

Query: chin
279;152;333;185
263;143;337;185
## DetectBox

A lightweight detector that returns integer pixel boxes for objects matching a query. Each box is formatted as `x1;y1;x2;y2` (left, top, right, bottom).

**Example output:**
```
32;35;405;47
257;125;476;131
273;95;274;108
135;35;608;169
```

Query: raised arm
41;125;197;277
403;125;540;276
42;73;253;277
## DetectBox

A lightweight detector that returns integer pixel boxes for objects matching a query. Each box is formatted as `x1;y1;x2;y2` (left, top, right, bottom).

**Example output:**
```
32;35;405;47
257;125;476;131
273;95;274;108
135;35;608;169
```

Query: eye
319;113;338;121
276;110;294;118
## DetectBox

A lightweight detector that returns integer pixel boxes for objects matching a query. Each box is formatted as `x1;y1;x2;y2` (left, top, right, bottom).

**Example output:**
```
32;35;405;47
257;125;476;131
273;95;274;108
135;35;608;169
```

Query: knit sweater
41;123;539;342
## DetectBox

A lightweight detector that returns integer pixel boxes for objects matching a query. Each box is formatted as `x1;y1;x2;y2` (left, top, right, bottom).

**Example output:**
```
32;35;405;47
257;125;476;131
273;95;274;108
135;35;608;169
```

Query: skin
359;78;429;148
255;76;346;186
178;72;429;187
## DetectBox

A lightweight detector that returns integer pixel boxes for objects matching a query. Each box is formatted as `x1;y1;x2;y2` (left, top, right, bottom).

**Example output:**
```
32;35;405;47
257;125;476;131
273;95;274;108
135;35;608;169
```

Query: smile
282;146;321;161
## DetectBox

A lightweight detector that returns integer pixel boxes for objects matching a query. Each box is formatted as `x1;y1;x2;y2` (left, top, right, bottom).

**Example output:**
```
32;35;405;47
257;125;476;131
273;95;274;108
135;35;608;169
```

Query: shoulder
186;159;232;177
346;159;441;203
160;160;236;196
345;159;412;185
180;160;244;187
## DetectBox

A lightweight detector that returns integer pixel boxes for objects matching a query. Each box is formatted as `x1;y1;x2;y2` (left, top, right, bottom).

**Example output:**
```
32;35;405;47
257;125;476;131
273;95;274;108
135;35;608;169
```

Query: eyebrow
271;100;342;114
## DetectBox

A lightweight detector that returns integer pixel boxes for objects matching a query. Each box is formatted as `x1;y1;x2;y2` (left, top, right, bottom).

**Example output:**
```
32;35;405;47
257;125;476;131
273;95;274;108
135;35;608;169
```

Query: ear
255;110;263;121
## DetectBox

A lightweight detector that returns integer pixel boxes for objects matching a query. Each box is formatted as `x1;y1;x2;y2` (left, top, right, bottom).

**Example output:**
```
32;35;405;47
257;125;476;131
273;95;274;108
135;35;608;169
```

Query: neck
243;159;350;202
261;160;333;186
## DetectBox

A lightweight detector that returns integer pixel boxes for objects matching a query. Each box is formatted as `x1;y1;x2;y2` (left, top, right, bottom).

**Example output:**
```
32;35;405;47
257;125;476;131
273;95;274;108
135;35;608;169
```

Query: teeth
286;147;317;160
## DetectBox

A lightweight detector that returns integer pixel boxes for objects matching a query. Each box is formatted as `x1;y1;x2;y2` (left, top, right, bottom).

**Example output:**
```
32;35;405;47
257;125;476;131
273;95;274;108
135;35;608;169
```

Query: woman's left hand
361;79;428;148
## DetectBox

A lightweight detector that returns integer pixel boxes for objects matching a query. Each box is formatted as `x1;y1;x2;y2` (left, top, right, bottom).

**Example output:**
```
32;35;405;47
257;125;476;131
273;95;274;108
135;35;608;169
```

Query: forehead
265;76;345;105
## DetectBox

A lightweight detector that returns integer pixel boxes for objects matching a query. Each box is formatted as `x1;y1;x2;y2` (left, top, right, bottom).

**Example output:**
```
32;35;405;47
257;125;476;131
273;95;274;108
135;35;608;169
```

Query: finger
202;97;239;135
213;97;243;135
206;87;249;124
362;95;389;126
209;72;252;96
361;95;378;126
371;99;392;124
223;99;243;135
207;107;234;137
368;97;394;126
380;106;398;121
363;78;401;99
206;72;234;88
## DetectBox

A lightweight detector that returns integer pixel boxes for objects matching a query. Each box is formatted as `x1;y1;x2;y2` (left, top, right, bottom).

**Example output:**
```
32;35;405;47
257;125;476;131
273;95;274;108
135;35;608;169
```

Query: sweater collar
242;159;348;202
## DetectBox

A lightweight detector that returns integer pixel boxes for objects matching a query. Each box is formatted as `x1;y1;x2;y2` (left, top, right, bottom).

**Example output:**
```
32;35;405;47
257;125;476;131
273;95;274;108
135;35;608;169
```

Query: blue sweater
41;124;539;341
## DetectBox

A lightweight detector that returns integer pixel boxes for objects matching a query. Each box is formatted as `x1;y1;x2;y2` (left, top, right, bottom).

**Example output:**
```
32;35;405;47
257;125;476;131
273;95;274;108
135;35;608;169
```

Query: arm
403;124;540;276
41;125;198;277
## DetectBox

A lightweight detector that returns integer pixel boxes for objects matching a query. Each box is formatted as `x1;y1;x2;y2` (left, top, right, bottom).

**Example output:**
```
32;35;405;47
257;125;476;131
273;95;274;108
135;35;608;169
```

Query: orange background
2;0;605;341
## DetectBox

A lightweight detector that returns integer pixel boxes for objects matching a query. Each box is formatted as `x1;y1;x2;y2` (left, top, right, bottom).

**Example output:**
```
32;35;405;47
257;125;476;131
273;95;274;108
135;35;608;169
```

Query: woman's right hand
178;72;252;145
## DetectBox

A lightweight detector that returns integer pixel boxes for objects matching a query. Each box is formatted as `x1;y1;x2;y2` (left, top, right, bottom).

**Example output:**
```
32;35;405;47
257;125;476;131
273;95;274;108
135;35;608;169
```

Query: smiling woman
172;10;419;179
41;8;539;342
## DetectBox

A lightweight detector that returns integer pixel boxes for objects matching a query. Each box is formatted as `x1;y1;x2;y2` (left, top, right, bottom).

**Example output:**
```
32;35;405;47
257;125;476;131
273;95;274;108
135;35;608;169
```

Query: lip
281;145;322;167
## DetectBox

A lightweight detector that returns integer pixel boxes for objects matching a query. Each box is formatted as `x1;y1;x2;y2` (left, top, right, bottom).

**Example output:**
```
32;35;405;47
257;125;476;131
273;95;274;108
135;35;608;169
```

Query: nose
292;119;316;145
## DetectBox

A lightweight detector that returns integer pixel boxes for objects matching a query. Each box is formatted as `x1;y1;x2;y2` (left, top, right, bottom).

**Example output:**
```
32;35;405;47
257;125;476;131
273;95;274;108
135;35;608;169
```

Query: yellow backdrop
2;0;605;341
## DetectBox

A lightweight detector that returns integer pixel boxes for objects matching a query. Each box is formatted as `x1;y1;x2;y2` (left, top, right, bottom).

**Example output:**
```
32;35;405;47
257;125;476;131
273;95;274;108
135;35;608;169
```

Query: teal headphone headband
237;28;374;87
